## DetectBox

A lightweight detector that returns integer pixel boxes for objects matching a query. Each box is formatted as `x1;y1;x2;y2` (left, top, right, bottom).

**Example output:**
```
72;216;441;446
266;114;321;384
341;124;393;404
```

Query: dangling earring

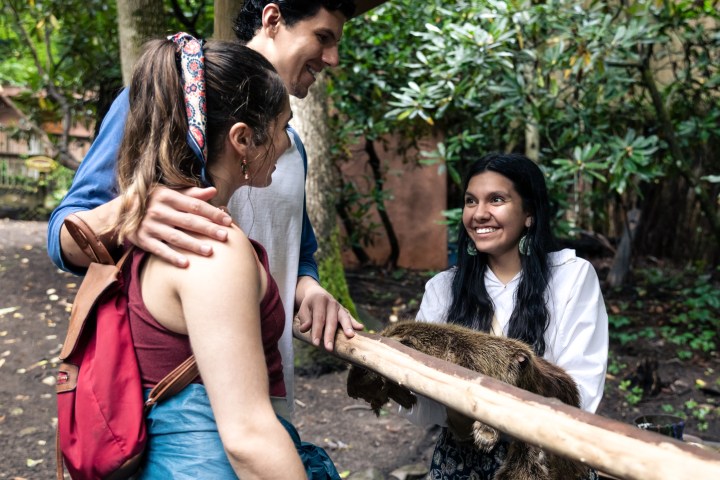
241;159;249;180
519;234;531;256
466;239;478;256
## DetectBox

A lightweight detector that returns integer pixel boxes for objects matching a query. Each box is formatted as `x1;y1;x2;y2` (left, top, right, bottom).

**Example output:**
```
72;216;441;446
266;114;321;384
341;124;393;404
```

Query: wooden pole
293;323;720;480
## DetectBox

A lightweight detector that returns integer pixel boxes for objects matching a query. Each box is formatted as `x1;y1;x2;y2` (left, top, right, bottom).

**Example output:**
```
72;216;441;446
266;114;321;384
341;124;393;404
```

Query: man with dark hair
234;0;356;45
47;0;362;417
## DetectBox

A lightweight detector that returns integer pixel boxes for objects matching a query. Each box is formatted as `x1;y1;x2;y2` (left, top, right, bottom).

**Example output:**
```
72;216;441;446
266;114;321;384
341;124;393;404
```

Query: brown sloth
346;321;590;480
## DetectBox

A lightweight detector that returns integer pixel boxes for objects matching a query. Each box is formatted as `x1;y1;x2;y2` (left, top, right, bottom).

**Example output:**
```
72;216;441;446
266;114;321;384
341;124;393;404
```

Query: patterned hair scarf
168;32;211;186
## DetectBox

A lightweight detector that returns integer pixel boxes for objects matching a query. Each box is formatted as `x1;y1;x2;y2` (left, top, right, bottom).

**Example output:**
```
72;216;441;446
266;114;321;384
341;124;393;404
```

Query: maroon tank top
126;240;286;397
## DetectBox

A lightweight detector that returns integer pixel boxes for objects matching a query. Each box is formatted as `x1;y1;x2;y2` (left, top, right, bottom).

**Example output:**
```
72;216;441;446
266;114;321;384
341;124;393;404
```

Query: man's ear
227;122;252;156
261;3;283;37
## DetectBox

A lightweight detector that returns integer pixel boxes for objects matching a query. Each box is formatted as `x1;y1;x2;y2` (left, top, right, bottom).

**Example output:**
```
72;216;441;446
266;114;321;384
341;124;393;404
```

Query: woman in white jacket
407;152;608;479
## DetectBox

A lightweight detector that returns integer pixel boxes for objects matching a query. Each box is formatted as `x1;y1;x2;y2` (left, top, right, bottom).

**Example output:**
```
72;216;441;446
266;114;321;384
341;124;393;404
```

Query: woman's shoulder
425;268;456;291
548;248;593;269
181;225;258;275
547;249;600;284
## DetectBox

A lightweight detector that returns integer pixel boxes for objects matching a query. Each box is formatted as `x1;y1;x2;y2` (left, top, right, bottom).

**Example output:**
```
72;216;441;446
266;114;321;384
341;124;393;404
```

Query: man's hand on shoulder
128;186;233;267
295;277;364;351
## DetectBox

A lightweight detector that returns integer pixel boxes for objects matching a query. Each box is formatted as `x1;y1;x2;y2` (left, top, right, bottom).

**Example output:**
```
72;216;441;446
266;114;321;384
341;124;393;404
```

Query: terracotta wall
338;136;448;271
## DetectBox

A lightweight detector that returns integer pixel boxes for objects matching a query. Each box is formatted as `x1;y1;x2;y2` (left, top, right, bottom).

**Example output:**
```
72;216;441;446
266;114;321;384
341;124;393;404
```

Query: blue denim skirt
137;384;339;479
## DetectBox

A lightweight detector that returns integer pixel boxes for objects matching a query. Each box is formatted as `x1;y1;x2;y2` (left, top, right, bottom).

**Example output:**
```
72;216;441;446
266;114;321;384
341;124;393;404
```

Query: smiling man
47;0;363;419
241;2;346;98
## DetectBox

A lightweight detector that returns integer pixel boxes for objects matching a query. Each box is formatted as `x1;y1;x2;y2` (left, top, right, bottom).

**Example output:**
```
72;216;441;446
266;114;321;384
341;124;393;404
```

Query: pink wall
338;136;448;270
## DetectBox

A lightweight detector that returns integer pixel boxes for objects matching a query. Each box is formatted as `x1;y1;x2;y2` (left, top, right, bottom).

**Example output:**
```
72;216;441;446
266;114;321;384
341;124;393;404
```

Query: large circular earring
466;239;478;256
519;234;531;256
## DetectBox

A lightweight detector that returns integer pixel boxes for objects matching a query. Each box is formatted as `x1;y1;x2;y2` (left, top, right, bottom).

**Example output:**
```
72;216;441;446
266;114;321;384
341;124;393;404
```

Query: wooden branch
293;322;720;480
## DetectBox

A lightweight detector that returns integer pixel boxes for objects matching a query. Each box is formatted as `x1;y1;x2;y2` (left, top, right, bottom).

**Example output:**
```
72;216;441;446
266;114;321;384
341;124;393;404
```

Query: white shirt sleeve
416;271;453;324
399;271;454;427
545;254;609;413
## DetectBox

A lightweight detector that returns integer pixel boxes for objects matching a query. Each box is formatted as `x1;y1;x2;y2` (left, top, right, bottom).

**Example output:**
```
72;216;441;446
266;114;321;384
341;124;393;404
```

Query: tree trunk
117;0;165;85
364;138;400;269
213;0;244;40
289;73;357;316
606;208;641;288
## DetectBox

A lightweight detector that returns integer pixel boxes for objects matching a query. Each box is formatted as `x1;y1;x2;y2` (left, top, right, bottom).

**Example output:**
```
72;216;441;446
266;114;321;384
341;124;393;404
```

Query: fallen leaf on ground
26;359;48;370
19;427;38;437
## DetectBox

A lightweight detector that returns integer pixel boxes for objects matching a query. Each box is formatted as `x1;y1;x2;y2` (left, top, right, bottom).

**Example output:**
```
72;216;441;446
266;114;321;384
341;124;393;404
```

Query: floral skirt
427;427;598;480
137;384;339;480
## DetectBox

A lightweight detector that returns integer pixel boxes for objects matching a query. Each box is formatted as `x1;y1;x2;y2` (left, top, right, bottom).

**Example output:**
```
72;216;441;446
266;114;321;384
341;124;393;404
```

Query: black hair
446;152;559;356
233;0;356;43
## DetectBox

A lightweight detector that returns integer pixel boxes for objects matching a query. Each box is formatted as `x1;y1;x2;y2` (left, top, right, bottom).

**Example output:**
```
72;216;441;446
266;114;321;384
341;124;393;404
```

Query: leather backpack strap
57;246;135;362
64;213;115;265
55;427;64;480
144;356;199;414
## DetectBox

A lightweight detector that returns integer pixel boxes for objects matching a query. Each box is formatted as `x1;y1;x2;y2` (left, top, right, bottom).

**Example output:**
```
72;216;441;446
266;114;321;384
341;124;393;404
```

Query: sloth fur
346;321;590;480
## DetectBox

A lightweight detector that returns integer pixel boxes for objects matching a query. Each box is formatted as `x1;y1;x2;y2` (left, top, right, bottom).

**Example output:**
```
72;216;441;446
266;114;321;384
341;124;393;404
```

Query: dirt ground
0;219;718;479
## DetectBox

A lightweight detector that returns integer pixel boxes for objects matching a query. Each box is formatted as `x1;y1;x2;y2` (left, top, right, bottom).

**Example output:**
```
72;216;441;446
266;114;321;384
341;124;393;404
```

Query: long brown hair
115;38;286;242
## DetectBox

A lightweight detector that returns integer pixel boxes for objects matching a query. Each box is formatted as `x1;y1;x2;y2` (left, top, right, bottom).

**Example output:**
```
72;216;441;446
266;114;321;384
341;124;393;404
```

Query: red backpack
55;214;198;479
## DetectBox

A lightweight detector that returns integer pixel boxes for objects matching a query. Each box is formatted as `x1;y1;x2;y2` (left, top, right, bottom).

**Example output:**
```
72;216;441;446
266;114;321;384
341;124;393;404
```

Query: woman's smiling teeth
476;227;497;234
307;65;318;78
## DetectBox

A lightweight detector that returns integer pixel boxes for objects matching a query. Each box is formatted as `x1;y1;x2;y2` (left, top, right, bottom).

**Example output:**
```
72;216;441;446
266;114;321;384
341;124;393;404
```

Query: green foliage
166;0;214;38
661;270;719;358
1;0;215;208
328;1;451;251
333;0;720;245
608;314;656;346
611;265;719;360
337;176;385;249
606;352;626;376
439;207;463;244
662;400;719;434
0;0;121;110
684;399;716;432
0;0;214;94
46;163;75;208
618;379;644;406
